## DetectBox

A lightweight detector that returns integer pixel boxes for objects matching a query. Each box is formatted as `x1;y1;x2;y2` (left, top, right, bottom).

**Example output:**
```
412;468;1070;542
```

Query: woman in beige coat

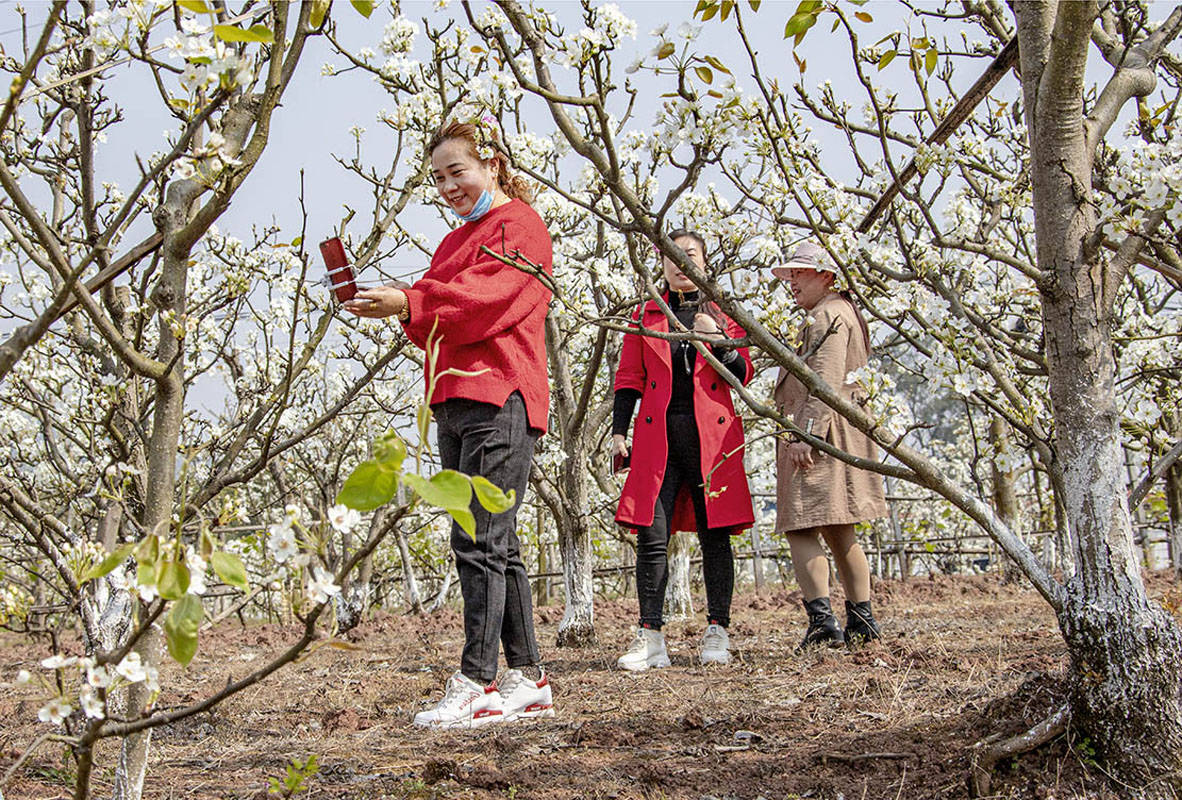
772;242;888;649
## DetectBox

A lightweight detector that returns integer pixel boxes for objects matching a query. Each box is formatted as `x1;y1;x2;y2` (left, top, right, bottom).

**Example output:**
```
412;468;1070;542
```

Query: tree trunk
556;454;595;646
1017;3;1182;792
1168;462;1182;583
663;533;692;622
990;417;1023;583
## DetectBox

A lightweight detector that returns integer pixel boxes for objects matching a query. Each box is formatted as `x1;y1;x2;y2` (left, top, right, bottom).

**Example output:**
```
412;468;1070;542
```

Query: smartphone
320;236;357;303
612;450;631;474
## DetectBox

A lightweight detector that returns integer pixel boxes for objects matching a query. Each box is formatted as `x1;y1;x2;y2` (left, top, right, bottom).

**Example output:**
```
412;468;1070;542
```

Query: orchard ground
4;572;1180;800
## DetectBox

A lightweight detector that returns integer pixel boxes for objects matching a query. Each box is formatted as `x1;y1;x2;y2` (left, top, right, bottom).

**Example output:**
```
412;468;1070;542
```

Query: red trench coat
614;297;756;535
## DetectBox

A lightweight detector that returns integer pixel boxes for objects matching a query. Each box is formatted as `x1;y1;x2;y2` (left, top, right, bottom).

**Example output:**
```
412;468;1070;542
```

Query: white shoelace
626;631;652;654
437;675;477;711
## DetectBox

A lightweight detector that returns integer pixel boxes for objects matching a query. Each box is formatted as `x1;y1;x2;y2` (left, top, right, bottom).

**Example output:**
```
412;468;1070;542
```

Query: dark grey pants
434;391;541;683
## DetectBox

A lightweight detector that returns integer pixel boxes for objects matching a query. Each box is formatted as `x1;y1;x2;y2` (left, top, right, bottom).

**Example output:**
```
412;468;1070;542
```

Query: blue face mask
452;189;494;222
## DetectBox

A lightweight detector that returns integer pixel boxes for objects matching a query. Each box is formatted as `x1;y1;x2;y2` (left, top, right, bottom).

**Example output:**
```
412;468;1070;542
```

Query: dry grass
3;571;1176;799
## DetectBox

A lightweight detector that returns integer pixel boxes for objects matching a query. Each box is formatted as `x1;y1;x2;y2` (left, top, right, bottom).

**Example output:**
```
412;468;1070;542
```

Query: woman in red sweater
345;119;553;728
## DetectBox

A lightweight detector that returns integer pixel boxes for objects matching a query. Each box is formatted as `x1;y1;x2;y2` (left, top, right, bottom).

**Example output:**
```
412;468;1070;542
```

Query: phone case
612;450;631;473
320;236;357;302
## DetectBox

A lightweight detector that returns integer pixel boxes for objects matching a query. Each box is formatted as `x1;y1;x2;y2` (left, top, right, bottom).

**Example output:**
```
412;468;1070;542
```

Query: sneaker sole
504;704;555;722
618;655;671;671
413;710;504;729
700;653;731;665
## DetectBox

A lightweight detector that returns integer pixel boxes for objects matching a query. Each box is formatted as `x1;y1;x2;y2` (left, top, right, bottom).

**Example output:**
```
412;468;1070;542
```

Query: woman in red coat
345;118;553;728
611;230;755;670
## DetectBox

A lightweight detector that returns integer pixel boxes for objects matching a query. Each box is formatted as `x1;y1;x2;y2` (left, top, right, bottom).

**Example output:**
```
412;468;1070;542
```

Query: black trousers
434;392;541;683
636;413;735;630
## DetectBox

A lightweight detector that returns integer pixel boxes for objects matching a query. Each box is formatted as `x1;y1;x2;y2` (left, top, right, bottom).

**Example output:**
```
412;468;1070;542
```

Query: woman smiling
345;118;554;728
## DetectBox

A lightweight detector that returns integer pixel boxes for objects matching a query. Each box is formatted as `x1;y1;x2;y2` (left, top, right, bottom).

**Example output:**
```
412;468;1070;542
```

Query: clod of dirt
420;758;456;784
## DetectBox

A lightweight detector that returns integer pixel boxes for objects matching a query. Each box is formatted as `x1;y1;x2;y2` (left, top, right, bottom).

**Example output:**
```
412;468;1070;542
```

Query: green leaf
657;42;676;60
704;54;731;75
199;527;215;560
211;552;248;592
707;89;724;98
877;50;896;70
164;594;203;666
82;543;135;584
372;431;407;473
748;0;761;10
157;560;191;601
336;460;399;511
448;507;477;538
694;0;713;13
831;17;840;32
720;1;734;21
911;37;929;50
796;0;822;13
137;561;155;591
350;0;375;18
699;4;719;21
213;24;274;44
925;47;938;75
136;535;159;569
694;65;714;84
404;470;473;511
177;0;211;12
291;236;302;247
784;12;817;39
471;475;516;514
309;0;330;28
854;11;873;23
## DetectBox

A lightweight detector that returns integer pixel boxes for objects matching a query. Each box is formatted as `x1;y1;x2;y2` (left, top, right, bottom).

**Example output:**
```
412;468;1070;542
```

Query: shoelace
702;628;726;650
438;676;476;710
627;632;651;653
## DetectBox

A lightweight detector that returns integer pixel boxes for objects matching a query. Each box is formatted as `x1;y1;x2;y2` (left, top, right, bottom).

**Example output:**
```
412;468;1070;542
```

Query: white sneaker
617;627;671;671
412;672;503;729
700;623;731;665
499;668;555;721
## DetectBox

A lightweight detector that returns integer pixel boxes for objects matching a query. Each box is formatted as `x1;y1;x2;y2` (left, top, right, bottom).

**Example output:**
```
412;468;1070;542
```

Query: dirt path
5;573;1175;799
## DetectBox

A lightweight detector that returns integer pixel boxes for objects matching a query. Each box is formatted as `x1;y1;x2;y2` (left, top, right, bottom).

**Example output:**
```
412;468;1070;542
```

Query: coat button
717;416;725;424
646;416;652;423
651;380;657;388
711;382;717;391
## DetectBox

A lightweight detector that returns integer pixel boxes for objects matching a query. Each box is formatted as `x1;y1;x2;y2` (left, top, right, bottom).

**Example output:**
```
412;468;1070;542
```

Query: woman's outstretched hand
344;286;406;318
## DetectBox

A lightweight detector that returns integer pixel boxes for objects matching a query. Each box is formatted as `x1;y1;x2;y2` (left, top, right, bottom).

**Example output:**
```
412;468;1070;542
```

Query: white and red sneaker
412;672;503;729
499;668;555;722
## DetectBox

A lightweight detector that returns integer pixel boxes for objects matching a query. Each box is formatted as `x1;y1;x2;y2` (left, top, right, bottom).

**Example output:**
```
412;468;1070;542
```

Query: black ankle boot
798;597;844;650
844;599;882;646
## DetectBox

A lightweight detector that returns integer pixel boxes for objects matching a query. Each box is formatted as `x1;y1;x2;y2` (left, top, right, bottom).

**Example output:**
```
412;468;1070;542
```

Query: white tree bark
663;533;693;622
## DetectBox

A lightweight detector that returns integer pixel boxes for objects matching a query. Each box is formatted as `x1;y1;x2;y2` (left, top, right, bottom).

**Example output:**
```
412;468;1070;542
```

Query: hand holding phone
320;236;357;303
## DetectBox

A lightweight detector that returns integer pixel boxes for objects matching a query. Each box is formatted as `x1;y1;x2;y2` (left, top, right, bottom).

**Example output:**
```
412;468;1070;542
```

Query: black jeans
636;413;735;630
434;392;541;683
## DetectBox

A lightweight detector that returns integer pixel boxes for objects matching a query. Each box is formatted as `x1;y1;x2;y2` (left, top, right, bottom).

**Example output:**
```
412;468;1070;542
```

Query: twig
1129;439;1182;511
969;703;1069;797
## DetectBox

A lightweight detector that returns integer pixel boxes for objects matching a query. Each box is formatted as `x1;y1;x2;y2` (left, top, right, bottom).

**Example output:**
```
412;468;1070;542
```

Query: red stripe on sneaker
536;674;549;688
485;682;498;693
473;709;503;719
524;703;552;713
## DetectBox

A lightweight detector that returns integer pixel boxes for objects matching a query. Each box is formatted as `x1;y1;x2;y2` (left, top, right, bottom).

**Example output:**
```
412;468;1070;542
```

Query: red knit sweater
401;199;553;432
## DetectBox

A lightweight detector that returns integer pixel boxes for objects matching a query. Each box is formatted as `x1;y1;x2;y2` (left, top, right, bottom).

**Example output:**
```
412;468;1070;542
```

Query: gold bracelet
396;304;410;322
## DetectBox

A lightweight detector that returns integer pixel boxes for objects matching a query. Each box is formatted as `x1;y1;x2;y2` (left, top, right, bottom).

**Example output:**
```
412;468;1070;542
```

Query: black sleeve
611;388;642;436
711;344;748;383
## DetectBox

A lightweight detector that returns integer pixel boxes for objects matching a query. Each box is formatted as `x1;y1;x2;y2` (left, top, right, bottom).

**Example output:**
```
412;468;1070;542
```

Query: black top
612;291;747;436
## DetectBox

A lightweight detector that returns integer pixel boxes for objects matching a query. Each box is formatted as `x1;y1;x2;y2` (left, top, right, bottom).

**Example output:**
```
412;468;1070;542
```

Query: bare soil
4;572;1180;800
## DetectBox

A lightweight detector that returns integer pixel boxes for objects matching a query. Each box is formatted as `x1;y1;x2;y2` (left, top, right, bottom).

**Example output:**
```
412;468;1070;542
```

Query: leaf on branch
700;4;719;21
878;50;896;70
793;52;807;73
309;0;330;28
165;594;204;666
177;0;211;12
350;0;375;18
707;89;724;98
372;430;408;473
748;0;761;11
720;1;734;21
136;534;159;568
406;470;472;511
925;47;938;75
211;552;248;591
336;460;399;511
81;543;135;584
157;559;191;601
448;507;477;538
695;0;713;13
704;54;731;75
854;11;873;23
657;42;676;60
213;24;274;44
471;475;516;513
695;65;714;84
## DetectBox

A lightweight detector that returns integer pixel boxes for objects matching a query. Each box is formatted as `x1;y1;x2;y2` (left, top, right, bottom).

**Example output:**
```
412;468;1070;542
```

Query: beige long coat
774;293;888;533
